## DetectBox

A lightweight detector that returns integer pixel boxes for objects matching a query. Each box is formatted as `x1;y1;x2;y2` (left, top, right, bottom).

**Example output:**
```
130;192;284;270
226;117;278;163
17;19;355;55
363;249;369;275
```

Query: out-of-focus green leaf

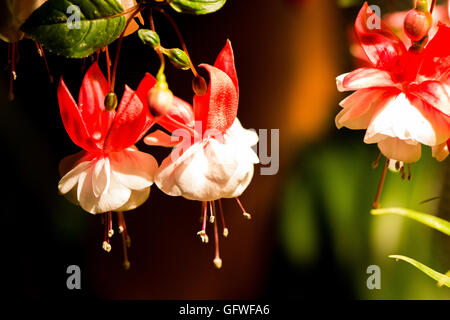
280;176;318;265
168;0;226;15
21;0;126;58
371;207;450;236
389;255;450;288
336;0;363;8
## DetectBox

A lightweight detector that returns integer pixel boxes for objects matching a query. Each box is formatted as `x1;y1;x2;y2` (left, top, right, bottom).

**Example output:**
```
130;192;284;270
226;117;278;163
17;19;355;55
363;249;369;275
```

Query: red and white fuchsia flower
57;62;158;215
336;2;450;163
144;41;259;268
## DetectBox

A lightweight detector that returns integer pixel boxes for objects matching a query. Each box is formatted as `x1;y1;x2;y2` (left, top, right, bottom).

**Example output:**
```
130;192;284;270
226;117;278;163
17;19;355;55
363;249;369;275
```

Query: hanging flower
144;40;259;268
336;2;450;164
57;62;158;215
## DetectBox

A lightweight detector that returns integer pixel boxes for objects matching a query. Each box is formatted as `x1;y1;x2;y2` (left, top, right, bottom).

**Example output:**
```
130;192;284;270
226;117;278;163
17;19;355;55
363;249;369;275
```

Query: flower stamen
212;201;222;269
102;212;112;252
372;152;382;169
209;201;215;224
372;158;389;208
236;197;252;220
34;42;53;83
197;201;209;243
218;199;229;237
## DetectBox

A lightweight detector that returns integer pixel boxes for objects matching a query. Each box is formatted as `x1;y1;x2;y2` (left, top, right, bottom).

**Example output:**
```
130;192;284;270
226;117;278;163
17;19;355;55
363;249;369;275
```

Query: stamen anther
214;257;223;269
197;230;209;243
102;241;112;252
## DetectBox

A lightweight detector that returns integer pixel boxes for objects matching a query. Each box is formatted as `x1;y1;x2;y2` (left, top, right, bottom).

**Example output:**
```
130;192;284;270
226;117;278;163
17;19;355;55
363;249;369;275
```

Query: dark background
0;0;449;300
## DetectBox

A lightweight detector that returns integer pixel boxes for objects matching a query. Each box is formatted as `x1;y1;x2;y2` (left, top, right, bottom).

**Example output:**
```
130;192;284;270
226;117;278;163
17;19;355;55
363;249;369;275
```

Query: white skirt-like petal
58;147;158;214
155;118;260;201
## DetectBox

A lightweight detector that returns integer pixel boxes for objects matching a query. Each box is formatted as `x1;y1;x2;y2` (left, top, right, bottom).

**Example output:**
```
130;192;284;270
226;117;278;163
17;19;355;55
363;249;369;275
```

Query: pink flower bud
403;9;432;42
147;86;173;118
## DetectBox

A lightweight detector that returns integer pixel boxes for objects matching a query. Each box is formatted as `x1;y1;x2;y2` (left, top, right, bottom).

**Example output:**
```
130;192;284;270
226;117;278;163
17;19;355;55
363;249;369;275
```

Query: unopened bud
147;86;173;118
404;9;432;42
164;48;191;70
138;29;160;48
104;92;118;111
192;75;207;96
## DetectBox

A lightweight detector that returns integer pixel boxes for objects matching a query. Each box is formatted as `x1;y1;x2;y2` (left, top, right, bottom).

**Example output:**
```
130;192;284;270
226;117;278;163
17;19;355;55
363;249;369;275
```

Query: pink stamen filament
212;201;222;269
236;197;251;220
209;201;215;223
372;158;389;208
218;199;228;237
35;42;53;83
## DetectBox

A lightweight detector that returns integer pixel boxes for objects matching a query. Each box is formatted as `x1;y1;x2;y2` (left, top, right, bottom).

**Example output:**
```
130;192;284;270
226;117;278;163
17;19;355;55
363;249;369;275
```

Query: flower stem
151;7;199;78
111;4;144;92
430;0;436;13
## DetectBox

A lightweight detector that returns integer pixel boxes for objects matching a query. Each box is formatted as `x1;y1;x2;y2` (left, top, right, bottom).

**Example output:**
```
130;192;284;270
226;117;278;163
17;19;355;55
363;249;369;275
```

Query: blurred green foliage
280;137;450;299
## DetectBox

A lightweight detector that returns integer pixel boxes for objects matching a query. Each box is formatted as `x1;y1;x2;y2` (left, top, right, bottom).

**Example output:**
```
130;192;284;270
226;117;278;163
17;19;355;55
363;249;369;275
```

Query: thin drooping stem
149;9;166;78
111;5;144;92
430;0;437;13
151;7;199;77
9;42;16;101
105;46;112;88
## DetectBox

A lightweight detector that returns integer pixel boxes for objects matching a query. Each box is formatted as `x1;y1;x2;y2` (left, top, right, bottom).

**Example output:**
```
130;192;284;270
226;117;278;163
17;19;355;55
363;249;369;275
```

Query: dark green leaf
21;0;126;58
168;0;226;15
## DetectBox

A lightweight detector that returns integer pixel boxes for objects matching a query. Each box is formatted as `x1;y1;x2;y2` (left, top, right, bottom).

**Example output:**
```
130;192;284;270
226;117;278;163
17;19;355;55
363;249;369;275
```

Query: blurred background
0;0;449;300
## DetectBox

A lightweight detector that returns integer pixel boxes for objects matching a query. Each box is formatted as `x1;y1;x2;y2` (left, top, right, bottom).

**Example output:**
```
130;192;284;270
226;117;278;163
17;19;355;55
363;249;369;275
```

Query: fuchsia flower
144;41;259;268
336;2;450;163
57;62;158;214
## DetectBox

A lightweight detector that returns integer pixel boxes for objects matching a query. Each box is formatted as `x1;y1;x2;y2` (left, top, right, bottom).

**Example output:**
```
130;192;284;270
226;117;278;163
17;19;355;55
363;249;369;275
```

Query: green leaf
371;207;450;236
389;255;450;288
21;0;126;58
168;0;226;15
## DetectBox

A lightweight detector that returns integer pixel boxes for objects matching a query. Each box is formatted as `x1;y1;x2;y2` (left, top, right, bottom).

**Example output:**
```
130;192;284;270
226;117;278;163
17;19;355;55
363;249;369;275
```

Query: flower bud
163;48;191;70
192;75;207;96
147;86;173;118
138;29;160;48
104;92;118;111
404;9;432;42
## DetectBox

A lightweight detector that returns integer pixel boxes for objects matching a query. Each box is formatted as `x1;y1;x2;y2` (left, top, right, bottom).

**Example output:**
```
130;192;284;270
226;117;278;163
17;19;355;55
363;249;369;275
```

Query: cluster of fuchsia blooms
57;40;259;269
336;1;450;207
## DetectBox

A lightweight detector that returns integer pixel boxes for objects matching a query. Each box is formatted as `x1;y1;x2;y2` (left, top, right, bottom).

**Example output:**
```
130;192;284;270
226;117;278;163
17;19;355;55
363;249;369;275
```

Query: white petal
77;166;96;213
115;187;151;212
364;93;437;146
336;73;348;92
92;157;110;197
109;148;158;190
377;137;422;163
58;160;91;195
335;88;387;130
156;119;258;201
94;173;132;213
